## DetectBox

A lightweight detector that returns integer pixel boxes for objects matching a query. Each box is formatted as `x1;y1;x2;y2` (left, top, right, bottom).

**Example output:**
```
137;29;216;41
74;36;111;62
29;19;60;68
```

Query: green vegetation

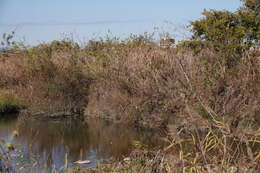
178;0;260;69
190;0;259;51
0;89;21;114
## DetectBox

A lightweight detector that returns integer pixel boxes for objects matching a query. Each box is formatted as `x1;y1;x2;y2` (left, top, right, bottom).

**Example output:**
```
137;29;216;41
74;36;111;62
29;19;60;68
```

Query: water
0;115;164;172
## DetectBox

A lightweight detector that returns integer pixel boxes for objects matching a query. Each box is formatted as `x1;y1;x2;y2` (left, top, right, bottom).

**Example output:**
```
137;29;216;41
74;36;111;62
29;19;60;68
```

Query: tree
240;0;260;12
189;0;260;53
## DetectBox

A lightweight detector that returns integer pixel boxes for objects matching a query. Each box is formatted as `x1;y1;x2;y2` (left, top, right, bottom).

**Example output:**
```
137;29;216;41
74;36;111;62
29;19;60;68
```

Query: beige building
159;38;175;48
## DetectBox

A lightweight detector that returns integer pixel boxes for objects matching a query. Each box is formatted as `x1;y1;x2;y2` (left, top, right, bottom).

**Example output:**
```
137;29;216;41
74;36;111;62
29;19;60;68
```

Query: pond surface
0;115;164;172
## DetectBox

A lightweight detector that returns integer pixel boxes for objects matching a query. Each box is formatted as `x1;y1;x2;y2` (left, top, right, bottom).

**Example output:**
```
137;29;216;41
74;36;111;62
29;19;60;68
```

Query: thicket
84;0;259;171
0;39;92;114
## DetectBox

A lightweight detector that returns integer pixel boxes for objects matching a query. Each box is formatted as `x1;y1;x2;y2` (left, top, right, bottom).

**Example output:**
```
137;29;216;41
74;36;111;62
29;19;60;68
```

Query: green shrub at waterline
0;89;22;114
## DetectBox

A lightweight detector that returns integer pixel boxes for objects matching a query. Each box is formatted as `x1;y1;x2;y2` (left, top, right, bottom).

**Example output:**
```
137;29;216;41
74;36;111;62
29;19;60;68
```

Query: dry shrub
86;46;259;126
0;41;93;114
85;44;259;169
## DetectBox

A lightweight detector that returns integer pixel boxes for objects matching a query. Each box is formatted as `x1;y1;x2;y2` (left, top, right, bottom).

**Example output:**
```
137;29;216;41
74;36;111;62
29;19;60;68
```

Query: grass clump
0;89;21;114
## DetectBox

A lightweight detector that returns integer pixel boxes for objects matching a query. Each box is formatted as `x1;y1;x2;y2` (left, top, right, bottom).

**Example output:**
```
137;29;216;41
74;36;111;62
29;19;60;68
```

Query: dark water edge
0;115;165;172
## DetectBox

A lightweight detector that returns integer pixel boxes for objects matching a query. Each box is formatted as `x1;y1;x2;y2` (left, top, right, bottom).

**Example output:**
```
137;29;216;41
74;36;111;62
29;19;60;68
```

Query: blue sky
0;0;241;45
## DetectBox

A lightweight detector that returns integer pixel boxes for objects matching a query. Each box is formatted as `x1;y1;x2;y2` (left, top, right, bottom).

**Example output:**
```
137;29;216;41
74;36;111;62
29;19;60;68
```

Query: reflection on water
0;116;164;171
